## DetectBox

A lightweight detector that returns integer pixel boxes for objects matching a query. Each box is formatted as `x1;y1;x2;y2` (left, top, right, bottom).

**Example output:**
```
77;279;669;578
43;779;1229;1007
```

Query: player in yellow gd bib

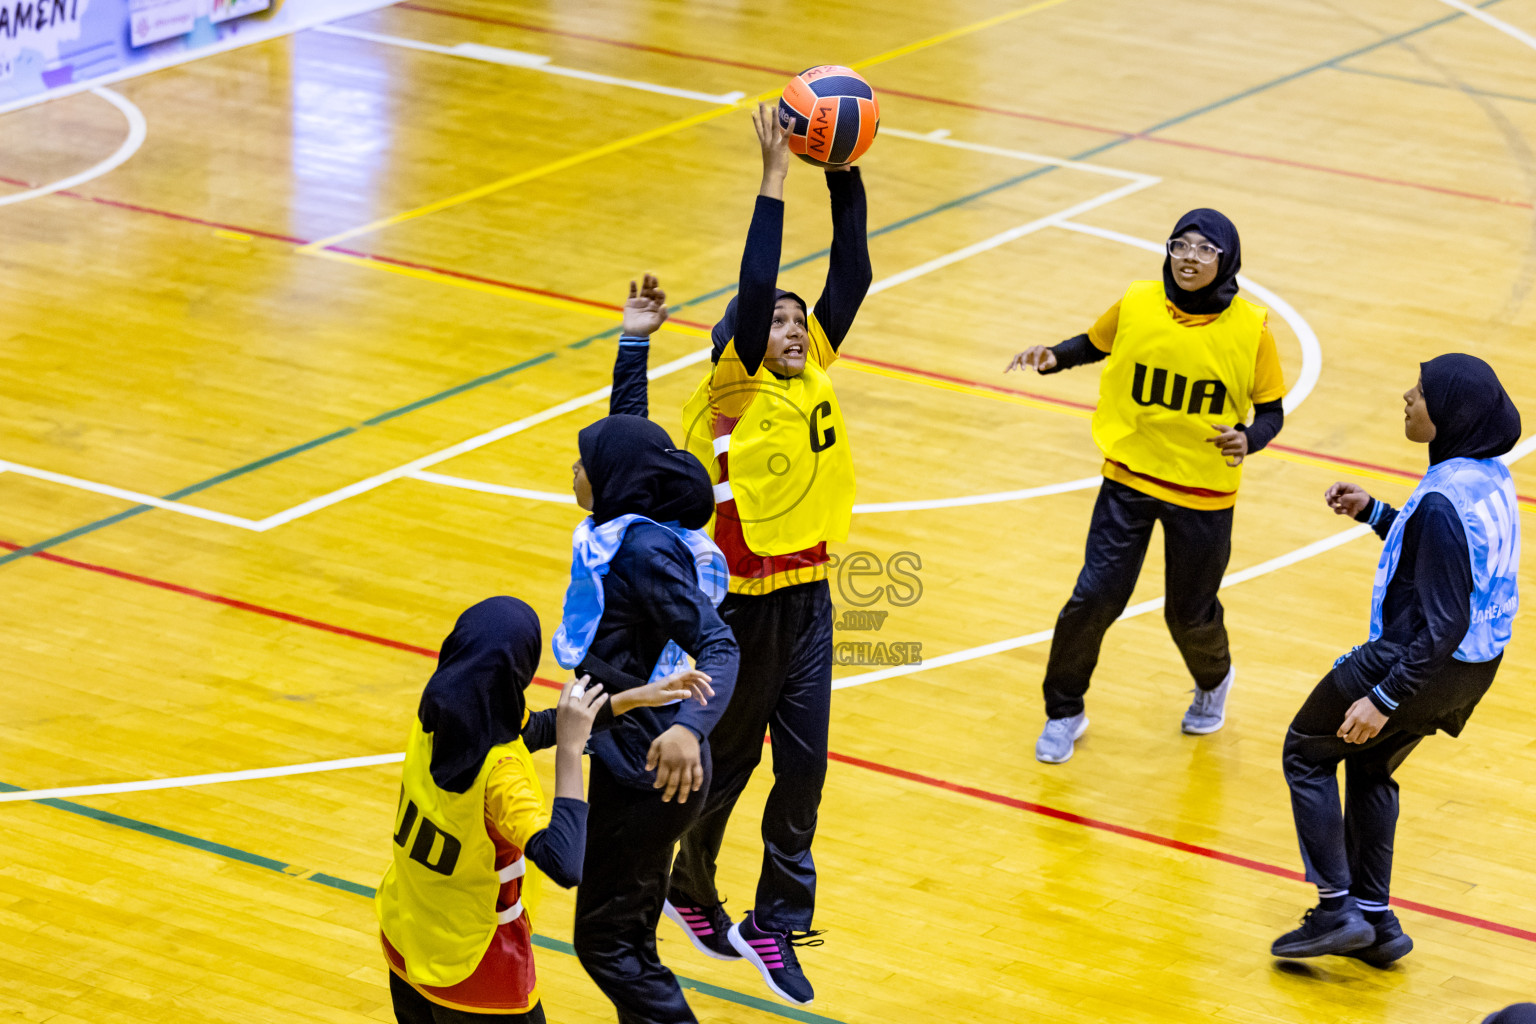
646;104;870;1006
377;597;710;1021
1007;209;1287;764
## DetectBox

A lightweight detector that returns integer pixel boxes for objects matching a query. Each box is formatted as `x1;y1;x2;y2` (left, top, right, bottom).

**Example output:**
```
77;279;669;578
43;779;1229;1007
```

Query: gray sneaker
1181;666;1234;735
1035;713;1088;764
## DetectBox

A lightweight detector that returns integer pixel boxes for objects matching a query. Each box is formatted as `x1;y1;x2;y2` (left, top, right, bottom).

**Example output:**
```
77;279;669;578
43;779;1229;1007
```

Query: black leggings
388;971;547;1023
1043;478;1233;719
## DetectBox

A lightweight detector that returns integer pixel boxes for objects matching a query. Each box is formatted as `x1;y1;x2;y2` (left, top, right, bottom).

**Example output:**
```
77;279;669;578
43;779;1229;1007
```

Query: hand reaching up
622;273;668;338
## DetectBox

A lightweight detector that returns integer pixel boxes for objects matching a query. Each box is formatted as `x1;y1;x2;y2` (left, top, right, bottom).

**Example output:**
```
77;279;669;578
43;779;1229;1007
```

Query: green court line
0;781;849;1024
361;352;559;426
2;0;1504;569
1330;61;1536;105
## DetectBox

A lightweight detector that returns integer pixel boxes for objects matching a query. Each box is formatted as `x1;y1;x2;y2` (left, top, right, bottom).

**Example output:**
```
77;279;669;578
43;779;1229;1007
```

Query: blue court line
0;781;848;1024
1329;61;1536;105
3;0;1503;569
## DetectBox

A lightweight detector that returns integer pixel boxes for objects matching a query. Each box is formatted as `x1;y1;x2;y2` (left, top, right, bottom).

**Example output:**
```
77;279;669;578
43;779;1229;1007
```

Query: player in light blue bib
1273;353;1522;966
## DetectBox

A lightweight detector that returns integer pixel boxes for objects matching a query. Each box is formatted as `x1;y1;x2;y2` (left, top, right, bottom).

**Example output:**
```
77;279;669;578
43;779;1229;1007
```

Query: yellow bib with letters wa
683;354;855;555
375;722;538;987
1091;281;1264;494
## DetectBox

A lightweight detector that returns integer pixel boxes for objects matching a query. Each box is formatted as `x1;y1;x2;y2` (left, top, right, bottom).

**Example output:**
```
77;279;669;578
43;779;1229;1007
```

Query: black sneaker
662;897;740;960
727;909;823;1005
1345;910;1414;968
1272;900;1378;958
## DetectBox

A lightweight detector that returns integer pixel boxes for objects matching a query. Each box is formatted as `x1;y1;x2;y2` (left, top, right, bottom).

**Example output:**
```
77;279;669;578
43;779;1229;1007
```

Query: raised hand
1006;345;1057;374
753;101;791;198
1325;482;1373;518
1206;424;1248;466
622;273;668;338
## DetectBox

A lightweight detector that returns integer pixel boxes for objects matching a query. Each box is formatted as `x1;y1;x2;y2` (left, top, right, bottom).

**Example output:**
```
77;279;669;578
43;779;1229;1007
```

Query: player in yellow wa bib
657;104;870;1007
1007;209;1287;765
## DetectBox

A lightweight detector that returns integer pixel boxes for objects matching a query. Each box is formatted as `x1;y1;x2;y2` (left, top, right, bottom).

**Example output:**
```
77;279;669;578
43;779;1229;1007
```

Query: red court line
390;3;1531;211
12;175;1531;499
6;535;1533;944
839;352;1099;412
393;2;791;77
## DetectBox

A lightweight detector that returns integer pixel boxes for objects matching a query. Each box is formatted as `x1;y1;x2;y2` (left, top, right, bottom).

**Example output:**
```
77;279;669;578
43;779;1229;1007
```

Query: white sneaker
1181;666;1234;735
1035;713;1088;763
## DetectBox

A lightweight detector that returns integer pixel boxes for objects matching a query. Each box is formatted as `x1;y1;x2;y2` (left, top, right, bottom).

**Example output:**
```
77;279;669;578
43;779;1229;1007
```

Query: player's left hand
621;273;668;337
1207;423;1249;466
646;725;704;803
615;669;714;715
1338;696;1389;744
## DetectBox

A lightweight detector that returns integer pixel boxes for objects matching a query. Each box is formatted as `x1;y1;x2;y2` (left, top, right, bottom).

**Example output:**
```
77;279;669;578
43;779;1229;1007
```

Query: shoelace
787;929;825;948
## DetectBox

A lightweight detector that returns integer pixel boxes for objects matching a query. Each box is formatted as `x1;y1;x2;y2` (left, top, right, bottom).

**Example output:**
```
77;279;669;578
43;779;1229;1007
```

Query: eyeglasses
1167;238;1223;263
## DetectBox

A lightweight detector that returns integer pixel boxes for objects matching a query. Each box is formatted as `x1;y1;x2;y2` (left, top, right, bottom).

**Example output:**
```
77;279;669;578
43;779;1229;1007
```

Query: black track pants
670;579;833;932
574;754;711;1024
1282;669;1424;903
1042;478;1233;719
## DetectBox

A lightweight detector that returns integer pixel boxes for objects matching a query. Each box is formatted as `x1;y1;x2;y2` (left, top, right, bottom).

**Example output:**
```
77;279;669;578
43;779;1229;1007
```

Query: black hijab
418;596;542;793
578;413;715;529
1164;208;1242;315
1421;353;1522;465
709;288;809;358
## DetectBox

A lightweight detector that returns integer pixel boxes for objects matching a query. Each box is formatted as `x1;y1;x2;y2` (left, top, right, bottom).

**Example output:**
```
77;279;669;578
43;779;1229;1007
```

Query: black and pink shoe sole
662;900;741;961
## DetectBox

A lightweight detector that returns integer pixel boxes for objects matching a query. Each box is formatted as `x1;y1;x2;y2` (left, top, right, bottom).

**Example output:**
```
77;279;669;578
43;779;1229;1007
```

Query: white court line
0;89;146;207
5;127;1166;528
415;469;1103;513
868;177;1160;295
833;436;1536;689
853;476;1102;513
31;445;1527;797
411;470;577;504
1053;220;1322;414
833;523;1375;690
0;459;266;530
314;24;746;105
0;753;406;804
1435;0;1536;52
880;126;1157;183
250;348;714;530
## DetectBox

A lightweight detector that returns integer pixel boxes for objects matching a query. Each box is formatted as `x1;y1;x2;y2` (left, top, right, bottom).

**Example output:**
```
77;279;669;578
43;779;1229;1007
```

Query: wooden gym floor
4;1;1536;1021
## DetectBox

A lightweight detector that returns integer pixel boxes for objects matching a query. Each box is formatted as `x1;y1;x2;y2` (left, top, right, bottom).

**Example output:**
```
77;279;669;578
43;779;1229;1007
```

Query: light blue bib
1370;457;1520;663
553;515;728;682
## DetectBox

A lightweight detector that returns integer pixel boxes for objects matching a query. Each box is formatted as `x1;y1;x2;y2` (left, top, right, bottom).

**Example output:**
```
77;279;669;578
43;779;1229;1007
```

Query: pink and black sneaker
727;909;823;1006
662;897;741;960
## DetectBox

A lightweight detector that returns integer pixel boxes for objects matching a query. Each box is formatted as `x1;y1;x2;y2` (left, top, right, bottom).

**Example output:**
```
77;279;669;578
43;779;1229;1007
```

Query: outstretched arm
812;166;871;350
718;103;791;377
611;274;668;417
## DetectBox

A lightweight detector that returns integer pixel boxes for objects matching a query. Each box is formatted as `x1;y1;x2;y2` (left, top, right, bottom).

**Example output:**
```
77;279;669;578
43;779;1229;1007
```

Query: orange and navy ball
777;65;880;168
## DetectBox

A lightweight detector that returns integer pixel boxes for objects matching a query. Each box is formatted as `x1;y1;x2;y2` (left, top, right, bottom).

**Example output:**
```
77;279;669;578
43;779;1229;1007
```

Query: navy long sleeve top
1340;494;1498;734
549;339;741;787
720;169;871;374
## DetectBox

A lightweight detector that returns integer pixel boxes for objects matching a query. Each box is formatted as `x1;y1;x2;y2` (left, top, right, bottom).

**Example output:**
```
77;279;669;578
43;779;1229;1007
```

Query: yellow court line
297;98;759;254
298;0;1079;256
308;250;711;338
850;0;1077;72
